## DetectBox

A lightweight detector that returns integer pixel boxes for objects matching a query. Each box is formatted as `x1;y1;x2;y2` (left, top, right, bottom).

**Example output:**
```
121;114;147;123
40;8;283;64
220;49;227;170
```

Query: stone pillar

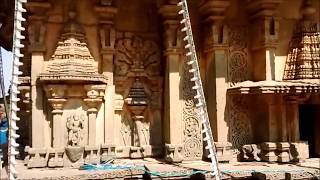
26;1;51;149
94;1;117;147
83;85;105;164
246;0;283;81
199;0;232;162
44;85;67;148
286;96;300;142
159;3;184;163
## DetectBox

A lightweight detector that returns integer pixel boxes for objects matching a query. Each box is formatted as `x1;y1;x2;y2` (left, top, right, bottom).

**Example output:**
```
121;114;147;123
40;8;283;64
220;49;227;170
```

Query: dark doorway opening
299;104;320;158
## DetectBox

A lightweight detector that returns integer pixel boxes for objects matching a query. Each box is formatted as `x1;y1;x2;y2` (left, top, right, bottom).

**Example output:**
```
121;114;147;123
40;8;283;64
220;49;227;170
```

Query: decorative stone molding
48;148;64;167
277;142;290;163
44;85;67;99
101;144;116;162
84;146;100;164
26;148;48;168
165;144;183;163
240;142;309;163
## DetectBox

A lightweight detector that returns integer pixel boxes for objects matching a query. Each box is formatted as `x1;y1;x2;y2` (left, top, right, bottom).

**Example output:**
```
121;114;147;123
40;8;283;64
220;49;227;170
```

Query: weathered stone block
48;148;64;167
241;144;261;161
252;172;285;180
84;146;100;164
27;148;48;168
130;146;143;159
115;146;130;158
290;141;309;162
101;144;116;162
142;145;152;158
277;142;290;163
164;144;183;163
215;142;233;162
260;142;277;162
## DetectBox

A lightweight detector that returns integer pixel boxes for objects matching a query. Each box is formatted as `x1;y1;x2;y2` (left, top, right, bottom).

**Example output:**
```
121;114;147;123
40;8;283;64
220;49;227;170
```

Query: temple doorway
299;104;320;158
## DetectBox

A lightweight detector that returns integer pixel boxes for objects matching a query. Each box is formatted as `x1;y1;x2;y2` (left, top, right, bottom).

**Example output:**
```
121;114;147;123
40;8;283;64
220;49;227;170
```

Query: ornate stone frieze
181;62;202;160
228;25;249;86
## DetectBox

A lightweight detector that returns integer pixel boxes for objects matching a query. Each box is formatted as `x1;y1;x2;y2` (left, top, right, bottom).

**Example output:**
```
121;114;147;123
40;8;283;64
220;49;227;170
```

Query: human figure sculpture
66;114;85;146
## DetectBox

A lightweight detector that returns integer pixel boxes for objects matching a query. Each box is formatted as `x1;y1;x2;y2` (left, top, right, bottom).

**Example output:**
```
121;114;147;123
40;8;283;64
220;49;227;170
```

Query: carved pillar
246;0;283;81
44;85;67;148
199;0;231;162
159;3;184;163
83;85;105;164
94;1;117;147
26;1;51;149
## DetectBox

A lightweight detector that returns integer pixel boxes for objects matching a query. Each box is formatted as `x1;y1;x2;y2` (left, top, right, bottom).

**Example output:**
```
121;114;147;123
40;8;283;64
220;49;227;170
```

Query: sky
1;47;13;95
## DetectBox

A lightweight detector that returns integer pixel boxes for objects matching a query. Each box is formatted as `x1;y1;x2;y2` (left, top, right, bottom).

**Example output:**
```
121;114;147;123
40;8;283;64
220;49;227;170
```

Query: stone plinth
48;148;64;167
115;146;130;158
27;148;48;168
165;144;183;163
214;142;233;162
84;146;100;164
130;147;143;159
277;142;290;163
260;142;277;162
290;141;309;162
101;144;116;162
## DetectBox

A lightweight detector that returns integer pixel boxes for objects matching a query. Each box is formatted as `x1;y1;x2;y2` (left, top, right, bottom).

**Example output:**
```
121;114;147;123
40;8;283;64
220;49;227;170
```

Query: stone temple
0;0;319;170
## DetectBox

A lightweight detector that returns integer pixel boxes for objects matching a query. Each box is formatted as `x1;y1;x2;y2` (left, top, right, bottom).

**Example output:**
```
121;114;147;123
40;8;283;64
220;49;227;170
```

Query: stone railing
240;141;309;163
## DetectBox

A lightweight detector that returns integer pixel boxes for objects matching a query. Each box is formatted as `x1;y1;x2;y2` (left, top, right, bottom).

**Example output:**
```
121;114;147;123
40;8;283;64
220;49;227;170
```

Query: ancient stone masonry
283;0;320;80
114;33;163;158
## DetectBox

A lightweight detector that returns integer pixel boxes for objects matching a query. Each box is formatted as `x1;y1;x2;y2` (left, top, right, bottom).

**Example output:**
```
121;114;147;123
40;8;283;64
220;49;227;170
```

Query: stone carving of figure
66;114;85;146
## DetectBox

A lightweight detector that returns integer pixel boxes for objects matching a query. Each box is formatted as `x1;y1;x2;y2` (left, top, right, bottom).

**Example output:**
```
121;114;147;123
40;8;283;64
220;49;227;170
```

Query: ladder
8;0;27;179
177;1;221;179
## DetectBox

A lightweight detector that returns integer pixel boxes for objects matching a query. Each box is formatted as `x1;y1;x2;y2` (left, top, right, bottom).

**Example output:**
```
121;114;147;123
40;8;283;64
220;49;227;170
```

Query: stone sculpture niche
125;78;151;158
114;34;163;158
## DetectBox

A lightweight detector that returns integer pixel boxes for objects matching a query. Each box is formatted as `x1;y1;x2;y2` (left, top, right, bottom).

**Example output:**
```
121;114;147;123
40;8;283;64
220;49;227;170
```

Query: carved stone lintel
48;148;64;167
101;144;116;162
165;144;183;163
27;148;48;168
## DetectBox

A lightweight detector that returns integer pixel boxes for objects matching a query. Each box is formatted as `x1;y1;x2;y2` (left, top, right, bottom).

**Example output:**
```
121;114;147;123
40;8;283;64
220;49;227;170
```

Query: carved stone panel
227;96;253;149
114;34;163;157
228;25;249;86
181;62;202;160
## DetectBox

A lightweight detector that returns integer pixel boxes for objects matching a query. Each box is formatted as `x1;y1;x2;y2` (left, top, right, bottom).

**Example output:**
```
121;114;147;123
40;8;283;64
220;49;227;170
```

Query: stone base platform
0;158;319;179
